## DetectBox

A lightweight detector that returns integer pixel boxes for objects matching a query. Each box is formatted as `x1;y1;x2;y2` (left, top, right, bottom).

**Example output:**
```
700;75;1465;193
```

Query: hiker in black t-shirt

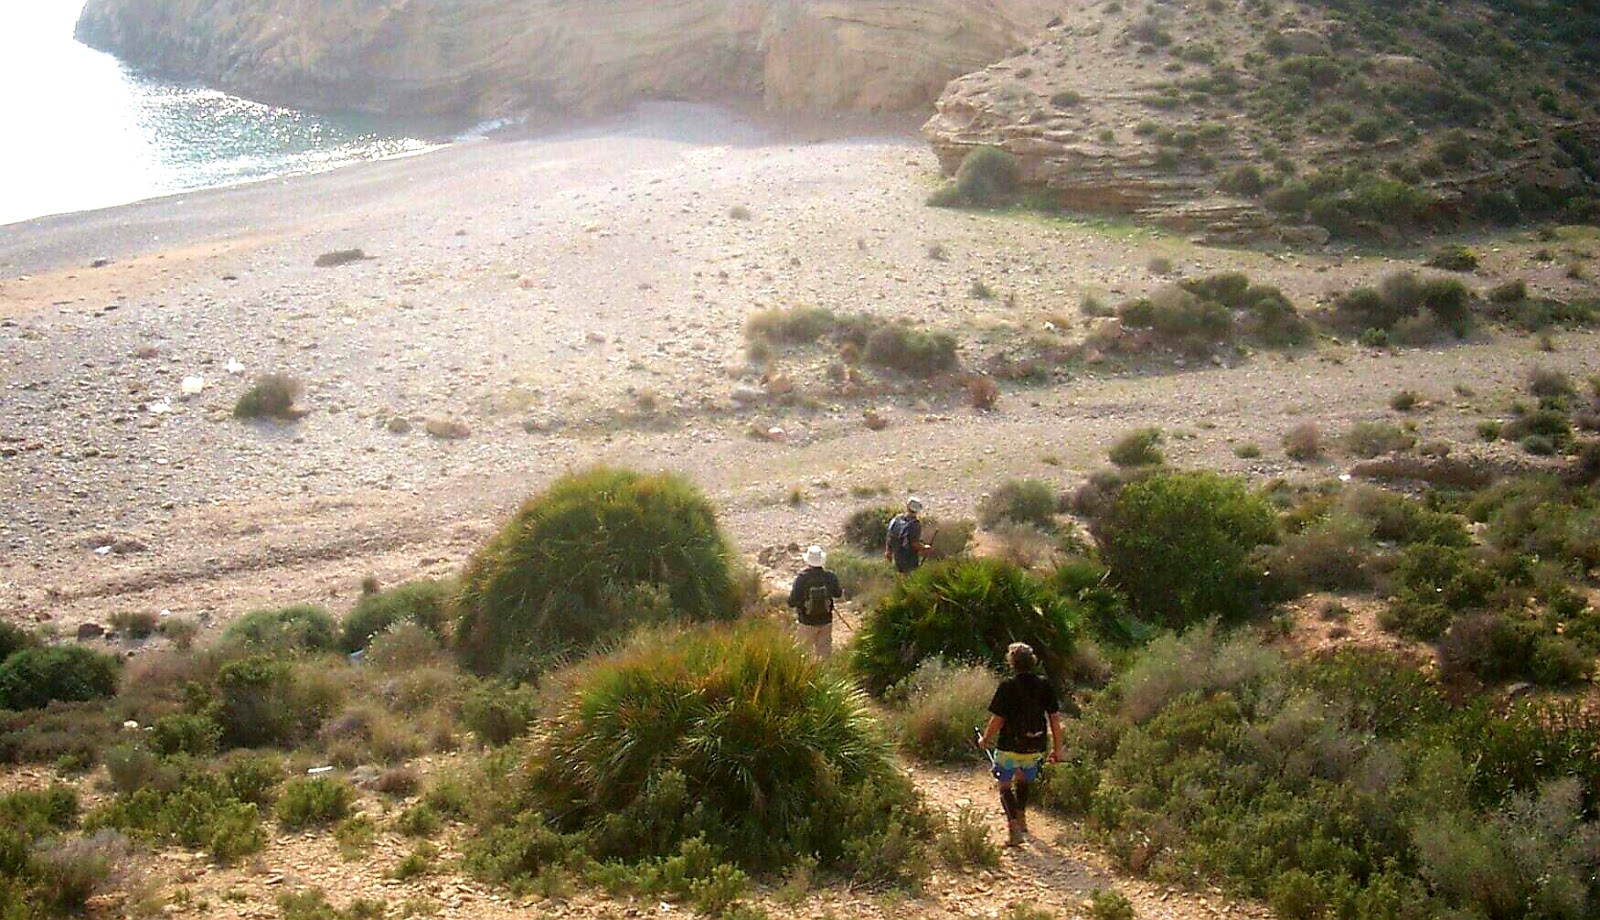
788;545;842;657
976;642;1068;846
884;497;930;574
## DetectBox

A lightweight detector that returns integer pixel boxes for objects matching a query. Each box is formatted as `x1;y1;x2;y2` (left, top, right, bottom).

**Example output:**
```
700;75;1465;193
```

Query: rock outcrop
74;0;1058;117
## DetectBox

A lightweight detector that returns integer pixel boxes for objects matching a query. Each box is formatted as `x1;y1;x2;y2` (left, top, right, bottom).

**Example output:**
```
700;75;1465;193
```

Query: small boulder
385;417;412;435
424;418;471;440
77;622;105;642
313;249;367;268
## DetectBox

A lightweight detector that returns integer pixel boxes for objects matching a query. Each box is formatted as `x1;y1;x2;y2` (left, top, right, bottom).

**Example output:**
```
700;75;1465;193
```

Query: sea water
0;0;448;227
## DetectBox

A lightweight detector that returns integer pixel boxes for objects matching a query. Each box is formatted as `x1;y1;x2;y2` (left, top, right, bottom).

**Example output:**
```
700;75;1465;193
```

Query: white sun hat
803;545;827;567
906;496;924;512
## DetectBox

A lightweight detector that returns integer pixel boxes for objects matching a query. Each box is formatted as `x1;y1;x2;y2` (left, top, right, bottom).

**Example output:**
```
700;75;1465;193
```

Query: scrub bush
954;146;1021;205
277;777;354;829
214;655;336;749
222;604;338;654
1039;629;1600;919
496;621;934;879
843;506;899;554
0;622;35;662
977;479;1059;530
1426;244;1478;272
461;681;541;747
233;373;302;420
454;467;740;677
1344;421;1415;458
892;660;998;763
853;558;1081;694
864;325;960;377
0;646;119;711
85;767;267;864
1091;472;1278;629
1108;428;1164;468
340;580;452;653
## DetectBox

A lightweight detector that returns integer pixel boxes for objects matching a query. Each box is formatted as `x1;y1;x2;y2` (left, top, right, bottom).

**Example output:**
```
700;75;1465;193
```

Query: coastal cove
0;0;449;227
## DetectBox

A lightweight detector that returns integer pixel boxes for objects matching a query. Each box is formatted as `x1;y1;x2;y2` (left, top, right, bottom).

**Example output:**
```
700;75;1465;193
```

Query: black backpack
886;515;912;553
805;584;832;624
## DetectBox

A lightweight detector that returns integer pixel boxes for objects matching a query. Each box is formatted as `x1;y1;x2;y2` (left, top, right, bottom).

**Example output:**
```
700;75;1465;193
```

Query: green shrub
454;467;740;677
107;611;157;639
277;777;354;829
498;621;933;878
843;506;899;554
1426;245;1479;272
1091;472;1278;629
977;479;1058;530
461;681;540;747
86;769;266;864
396;803;442;838
937;805;1000;869
1108;428;1164;467
220;752;283;805
215;655;322;749
233;373;302;420
0;622;36;663
1527;366;1575;399
1118;288;1234;353
1282;422;1323;461
864;325;960;377
1420;278;1474;336
1344;421;1416;458
148;713;221;758
829;550;898;610
223;604;338;654
853;558;1081;694
1263;512;1375;594
744;306;838;346
893;660;997;763
954;146;1021;205
1088;890;1135;920
1489;279;1528;304
1414;779;1599;919
340;580;451;653
1392;543;1502;612
0;646;120;711
1439;613;1590;687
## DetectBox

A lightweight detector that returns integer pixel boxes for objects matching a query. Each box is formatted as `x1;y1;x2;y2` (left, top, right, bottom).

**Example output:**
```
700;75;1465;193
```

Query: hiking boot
1005;820;1026;847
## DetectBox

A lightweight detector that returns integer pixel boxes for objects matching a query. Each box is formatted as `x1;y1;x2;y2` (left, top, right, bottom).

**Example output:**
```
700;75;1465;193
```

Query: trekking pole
972;727;997;769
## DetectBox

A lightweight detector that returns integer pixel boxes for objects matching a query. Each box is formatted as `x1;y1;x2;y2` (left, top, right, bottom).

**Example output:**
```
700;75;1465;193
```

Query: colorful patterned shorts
991;750;1047;783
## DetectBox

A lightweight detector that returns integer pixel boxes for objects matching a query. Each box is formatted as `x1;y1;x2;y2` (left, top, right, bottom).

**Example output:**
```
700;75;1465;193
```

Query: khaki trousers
797;621;832;658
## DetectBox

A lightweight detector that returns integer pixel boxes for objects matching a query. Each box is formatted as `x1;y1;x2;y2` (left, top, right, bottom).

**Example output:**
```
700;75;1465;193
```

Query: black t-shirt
987;672;1060;754
788;567;842;625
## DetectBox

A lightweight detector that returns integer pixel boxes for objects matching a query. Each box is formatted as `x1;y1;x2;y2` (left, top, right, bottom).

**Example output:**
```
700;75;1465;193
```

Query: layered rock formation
74;0;1058;117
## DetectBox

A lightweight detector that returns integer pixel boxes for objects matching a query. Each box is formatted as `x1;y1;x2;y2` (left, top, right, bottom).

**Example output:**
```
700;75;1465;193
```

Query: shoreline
0;101;926;278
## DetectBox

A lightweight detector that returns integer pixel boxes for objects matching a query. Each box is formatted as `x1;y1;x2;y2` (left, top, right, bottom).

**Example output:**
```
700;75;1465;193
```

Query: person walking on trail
885;497;930;574
976;642;1069;847
788;545;842;657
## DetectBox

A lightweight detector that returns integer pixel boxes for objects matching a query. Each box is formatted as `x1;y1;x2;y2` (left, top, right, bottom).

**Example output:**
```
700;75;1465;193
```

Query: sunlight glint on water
0;0;443;226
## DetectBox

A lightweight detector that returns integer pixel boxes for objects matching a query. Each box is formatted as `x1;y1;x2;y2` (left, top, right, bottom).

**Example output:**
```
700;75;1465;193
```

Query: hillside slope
925;0;1600;241
73;0;1058;117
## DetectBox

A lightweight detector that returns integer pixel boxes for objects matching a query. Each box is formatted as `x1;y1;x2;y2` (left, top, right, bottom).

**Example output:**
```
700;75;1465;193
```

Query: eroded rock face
74;0;1058;117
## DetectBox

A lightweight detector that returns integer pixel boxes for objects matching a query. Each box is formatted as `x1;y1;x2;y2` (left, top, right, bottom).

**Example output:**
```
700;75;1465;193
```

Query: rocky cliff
74;0;1059;118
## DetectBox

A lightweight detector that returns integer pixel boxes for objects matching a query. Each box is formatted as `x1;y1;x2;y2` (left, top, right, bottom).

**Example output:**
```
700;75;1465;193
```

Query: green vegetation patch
853;557;1081;694
454;467;741;677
